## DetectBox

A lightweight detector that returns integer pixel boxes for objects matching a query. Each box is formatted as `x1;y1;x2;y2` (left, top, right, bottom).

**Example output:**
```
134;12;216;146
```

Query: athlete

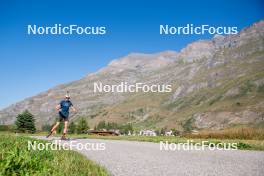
47;94;76;140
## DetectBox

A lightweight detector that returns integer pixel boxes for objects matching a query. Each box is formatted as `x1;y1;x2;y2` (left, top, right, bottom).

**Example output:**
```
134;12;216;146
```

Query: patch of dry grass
185;128;264;140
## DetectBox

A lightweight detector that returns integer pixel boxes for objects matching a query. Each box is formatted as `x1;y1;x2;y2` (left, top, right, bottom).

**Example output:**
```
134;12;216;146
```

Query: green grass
0;133;109;176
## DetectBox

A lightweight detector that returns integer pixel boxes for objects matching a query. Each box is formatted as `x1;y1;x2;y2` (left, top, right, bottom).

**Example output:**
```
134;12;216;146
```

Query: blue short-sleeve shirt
59;100;73;117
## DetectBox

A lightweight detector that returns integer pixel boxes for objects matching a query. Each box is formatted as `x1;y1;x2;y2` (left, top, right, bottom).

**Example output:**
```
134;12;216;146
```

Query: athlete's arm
56;104;61;111
71;106;76;112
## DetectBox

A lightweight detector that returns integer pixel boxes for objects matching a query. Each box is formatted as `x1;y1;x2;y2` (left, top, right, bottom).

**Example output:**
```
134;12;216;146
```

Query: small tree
155;129;160;136
106;122;118;130
160;128;166;136
76;118;89;134
120;123;133;135
68;122;76;134
97;120;106;130
15;110;36;133
171;128;180;136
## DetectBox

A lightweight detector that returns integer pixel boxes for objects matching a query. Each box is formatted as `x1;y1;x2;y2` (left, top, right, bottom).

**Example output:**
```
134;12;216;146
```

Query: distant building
165;130;173;136
139;129;157;136
109;129;120;135
191;130;199;135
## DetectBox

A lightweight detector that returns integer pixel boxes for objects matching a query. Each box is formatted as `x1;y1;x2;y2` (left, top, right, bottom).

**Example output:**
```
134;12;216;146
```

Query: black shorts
58;112;69;122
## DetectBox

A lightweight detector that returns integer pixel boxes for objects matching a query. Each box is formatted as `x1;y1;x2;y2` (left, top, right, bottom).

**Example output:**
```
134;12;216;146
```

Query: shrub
68;122;76;134
76;118;89;134
15;110;36;133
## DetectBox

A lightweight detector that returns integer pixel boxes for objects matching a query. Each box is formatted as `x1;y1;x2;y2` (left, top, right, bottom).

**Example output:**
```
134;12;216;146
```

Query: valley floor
36;133;264;151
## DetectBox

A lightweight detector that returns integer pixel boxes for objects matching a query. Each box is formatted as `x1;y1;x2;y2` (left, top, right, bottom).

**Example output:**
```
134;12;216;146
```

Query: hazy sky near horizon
0;0;263;109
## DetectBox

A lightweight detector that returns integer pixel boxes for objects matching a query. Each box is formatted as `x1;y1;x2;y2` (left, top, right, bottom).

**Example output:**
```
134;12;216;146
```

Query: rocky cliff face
1;20;264;130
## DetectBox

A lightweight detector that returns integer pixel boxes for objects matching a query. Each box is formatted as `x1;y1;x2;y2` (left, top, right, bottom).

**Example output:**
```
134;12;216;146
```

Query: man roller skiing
47;93;76;140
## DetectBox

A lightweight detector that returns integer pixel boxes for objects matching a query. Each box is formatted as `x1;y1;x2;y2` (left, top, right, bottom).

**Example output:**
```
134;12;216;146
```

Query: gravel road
34;137;264;176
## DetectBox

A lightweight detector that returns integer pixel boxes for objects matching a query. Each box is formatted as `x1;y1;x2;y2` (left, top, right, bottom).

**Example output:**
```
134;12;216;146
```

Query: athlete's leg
47;121;60;138
63;120;68;134
51;122;60;132
61;120;68;140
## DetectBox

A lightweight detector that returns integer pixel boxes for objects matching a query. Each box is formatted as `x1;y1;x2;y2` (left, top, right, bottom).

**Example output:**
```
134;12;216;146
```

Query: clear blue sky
0;0;263;109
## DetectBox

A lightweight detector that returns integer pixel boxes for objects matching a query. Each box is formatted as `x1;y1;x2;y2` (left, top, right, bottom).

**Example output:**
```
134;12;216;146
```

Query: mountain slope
1;20;264;130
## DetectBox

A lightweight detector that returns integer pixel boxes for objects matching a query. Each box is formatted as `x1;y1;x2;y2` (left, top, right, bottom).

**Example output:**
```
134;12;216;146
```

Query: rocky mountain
1;20;264;131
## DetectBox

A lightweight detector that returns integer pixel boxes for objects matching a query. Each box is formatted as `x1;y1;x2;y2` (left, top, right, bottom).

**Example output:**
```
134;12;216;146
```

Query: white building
139;129;157;136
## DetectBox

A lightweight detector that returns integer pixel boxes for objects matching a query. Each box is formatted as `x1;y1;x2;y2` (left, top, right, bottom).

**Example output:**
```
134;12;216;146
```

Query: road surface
34;137;264;176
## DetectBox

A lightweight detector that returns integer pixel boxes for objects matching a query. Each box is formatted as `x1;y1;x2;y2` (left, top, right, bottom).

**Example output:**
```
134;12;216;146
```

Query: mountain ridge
1;20;264;130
